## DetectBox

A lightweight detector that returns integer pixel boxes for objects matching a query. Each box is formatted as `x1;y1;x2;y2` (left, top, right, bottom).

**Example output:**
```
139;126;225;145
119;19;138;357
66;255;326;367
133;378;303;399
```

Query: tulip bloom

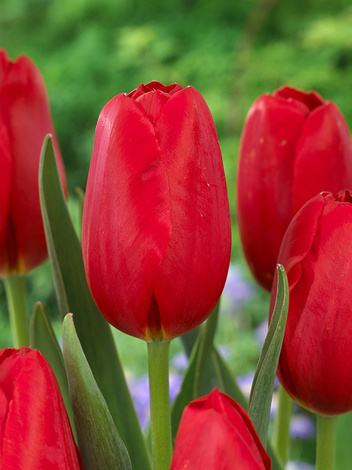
237;86;352;291
0;347;82;468
271;190;352;416
0;49;66;276
171;388;271;469
82;81;231;341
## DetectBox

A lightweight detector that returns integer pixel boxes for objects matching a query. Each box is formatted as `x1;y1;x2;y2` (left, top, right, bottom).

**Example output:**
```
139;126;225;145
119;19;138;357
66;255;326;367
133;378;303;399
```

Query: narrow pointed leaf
30;302;75;432
74;186;85;240
171;305;247;437
248;265;289;447
39;135;151;470
63;314;132;470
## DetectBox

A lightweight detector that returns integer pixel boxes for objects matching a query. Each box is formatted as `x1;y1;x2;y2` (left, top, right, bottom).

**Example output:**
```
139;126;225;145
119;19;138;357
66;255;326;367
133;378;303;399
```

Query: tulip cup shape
0;49;66;276
170;388;271;469
237;86;352;291
0;347;82;469
270;190;352;416
82;81;231;341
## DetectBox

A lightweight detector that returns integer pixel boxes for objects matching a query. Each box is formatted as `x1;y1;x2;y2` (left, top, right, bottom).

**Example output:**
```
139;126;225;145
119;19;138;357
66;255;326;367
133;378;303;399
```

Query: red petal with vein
272;191;352;415
0;348;82;469
171;388;271;469
293;102;352;213
237;94;306;290
0;120;11;253
82;94;171;340
0;50;67;275
153;87;231;339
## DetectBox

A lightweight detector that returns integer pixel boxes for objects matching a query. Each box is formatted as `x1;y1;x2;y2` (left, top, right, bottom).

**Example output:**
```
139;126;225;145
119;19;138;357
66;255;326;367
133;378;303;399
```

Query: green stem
148;341;172;470
316;414;337;470
273;384;293;465
3;275;29;347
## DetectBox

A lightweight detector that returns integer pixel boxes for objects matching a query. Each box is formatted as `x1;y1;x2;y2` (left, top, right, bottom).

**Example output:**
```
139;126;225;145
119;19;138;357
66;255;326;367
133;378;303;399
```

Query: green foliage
2;0;350;194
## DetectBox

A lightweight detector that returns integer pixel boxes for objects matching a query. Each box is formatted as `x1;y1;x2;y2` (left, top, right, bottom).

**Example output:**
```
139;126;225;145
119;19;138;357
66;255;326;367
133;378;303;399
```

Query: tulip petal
237;94;307;290
82;94;171;339
0;119;11;264
153;87;231;339
171;389;271;469
0;50;66;274
0;348;81;469
276;191;352;415
293;102;352;213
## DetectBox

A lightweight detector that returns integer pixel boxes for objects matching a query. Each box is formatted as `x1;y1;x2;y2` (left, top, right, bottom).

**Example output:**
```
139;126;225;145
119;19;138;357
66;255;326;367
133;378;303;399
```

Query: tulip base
316;414;337;470
3;275;29;347
148;341;172;470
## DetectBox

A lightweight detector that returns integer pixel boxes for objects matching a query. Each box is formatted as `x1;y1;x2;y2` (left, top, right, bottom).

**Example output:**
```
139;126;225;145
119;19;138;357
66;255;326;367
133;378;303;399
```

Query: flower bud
237;86;352;290
0;49;66;276
0;347;82;468
82;81;231;341
171;388;271;469
271;190;352;415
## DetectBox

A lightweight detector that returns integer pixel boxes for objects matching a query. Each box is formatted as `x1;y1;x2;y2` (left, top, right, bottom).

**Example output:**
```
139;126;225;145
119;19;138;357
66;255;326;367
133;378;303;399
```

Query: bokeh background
1;0;352;467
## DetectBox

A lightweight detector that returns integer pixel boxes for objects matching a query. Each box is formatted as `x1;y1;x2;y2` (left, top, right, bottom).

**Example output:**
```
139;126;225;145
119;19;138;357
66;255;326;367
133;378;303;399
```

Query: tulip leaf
74;186;85;239
62;314;132;470
171;305;247;438
248;264;289;448
29;302;75;433
179;327;200;357
39;135;151;470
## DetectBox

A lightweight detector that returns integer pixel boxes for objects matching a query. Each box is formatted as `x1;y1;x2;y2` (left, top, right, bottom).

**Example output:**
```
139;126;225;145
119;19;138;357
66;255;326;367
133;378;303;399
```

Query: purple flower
127;372;183;430
290;414;315;439
287;462;314;470
127;375;150;431
171;351;188;372
220;264;255;315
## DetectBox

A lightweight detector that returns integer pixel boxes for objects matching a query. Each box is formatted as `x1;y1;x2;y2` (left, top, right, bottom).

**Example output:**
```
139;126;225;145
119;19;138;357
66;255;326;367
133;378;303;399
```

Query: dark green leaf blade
39;135;151;470
171;305;247;438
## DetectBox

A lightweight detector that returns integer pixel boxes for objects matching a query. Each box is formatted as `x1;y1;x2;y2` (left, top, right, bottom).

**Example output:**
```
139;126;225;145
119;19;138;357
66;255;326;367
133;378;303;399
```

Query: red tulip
82;81;231;341
237;86;352;291
271;190;352;415
0;49;66;276
0;347;82;469
171;388;271;469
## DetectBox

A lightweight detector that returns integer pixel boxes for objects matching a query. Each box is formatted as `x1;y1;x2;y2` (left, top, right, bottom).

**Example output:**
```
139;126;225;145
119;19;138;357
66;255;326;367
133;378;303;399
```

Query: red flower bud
237;86;352;291
171;388;271;469
0;347;82;468
0;50;67;276
82;81;231;341
271;190;352;415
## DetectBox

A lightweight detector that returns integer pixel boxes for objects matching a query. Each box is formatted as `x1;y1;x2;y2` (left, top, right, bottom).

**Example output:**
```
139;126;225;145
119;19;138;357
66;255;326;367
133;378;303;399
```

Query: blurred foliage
1;0;351;193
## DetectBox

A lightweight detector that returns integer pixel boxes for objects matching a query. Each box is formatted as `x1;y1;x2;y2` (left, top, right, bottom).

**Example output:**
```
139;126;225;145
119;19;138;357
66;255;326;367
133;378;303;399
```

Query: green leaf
39;135;151;470
74;186;85;240
248;264;289;448
171;305;247;438
62;314;132;470
29;302;75;433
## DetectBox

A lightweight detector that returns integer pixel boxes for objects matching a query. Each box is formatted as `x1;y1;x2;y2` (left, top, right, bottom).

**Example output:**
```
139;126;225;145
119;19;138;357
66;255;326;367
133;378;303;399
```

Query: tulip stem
3;275;29;347
316;414;337;470
273;385;293;465
148;341;172;470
